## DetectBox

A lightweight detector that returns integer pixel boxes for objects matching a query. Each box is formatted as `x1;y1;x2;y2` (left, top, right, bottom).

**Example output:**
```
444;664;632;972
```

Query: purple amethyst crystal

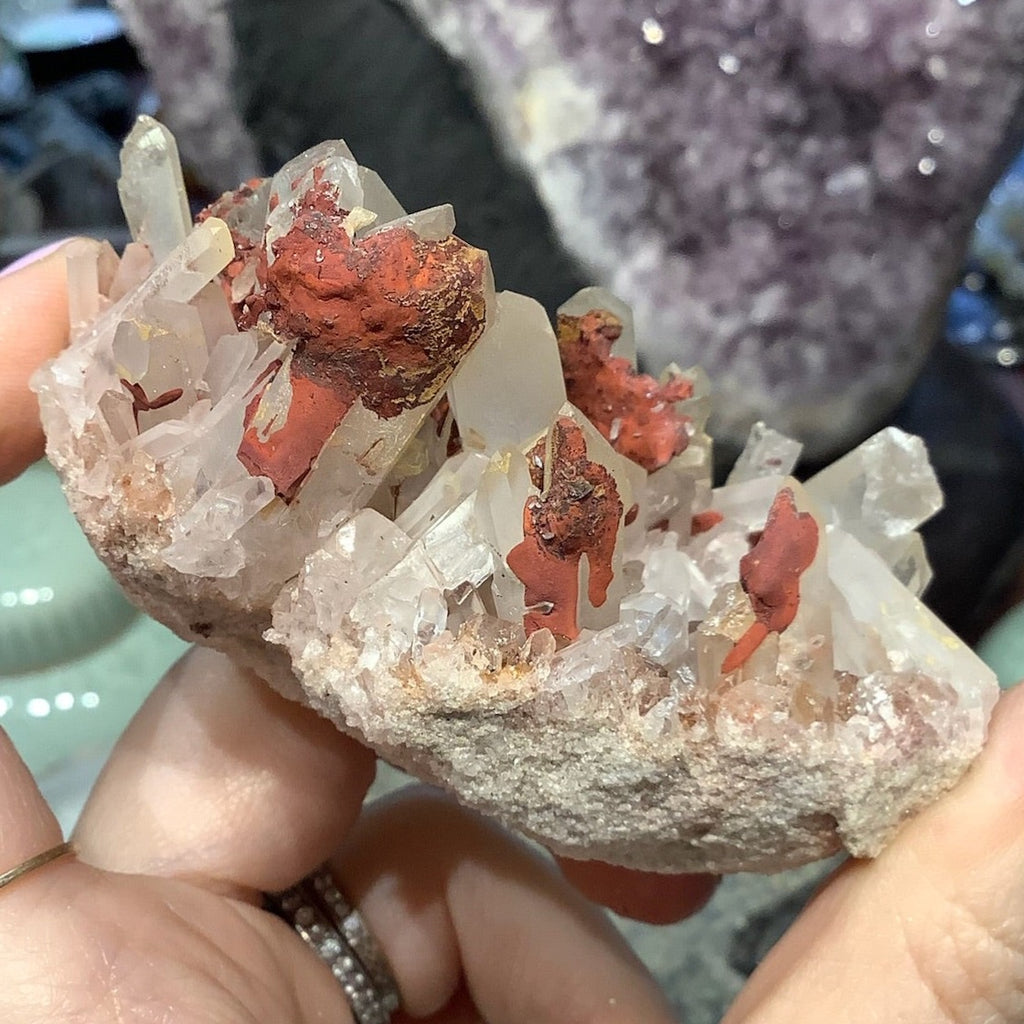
399;0;1024;455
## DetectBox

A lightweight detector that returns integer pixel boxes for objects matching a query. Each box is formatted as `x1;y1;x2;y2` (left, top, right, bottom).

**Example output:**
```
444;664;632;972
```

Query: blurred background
0;1;1023;1020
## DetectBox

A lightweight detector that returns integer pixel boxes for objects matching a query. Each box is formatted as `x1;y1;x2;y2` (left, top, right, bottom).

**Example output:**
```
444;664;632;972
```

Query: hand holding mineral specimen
3;217;1024;1024
33;117;998;873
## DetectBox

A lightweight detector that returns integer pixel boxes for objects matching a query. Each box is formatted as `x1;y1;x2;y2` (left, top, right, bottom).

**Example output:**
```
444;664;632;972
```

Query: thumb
0;239;98;486
725;683;1024;1024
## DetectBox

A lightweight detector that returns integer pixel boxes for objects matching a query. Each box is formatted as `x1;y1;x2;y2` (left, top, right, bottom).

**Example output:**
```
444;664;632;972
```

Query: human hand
3;245;1023;1023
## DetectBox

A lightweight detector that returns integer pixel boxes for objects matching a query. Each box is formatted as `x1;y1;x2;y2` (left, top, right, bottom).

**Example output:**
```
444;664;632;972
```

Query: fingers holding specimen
330;788;677;1024
73;646;375;896
555;855;719;924
723;685;1024;1024
0;239;98;485
0;728;63;883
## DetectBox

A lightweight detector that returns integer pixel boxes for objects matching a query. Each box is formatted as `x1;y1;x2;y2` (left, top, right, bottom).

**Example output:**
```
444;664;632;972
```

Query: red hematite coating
236;371;354;501
231;178;489;500
262;180;488;418
557;309;693;473
507;417;623;641
720;487;819;674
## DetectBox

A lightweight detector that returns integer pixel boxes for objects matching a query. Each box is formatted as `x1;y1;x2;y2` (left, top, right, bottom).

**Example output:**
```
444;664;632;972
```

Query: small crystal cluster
33;118;999;873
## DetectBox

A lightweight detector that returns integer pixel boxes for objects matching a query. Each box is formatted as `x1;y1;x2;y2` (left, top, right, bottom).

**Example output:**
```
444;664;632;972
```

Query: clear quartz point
297;509;412;634
66;242;102;336
474;448;536;621
726;421;803;484
827;526;995;709
39;217;234;440
367;204;455;242
118;115;192;262
805;427;943;591
356;167;407;228
448;291;567;452
805;427;943;540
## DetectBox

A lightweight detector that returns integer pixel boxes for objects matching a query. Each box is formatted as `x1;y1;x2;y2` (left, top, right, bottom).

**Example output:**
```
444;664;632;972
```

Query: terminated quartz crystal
34;119;999;874
117;115;192;262
448;291;566;452
726;422;803;485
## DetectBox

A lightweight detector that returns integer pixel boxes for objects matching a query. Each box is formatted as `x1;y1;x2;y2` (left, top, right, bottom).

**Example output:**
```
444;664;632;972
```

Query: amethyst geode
398;0;1024;455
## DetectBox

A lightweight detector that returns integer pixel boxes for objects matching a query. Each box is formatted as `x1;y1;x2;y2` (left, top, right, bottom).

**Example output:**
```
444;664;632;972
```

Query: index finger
555;855;719;924
0;239;97;485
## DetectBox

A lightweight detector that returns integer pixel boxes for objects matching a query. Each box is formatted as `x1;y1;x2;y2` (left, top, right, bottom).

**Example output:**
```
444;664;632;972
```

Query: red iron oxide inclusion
720;487;819;675
207;177;489;500
690;508;724;536
201;189;815;666
557;308;693;473
507;417;624;642
119;378;183;431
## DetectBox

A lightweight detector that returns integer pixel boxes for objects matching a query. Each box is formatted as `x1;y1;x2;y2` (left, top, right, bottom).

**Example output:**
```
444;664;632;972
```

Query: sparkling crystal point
805;427;943;539
117;115;192;262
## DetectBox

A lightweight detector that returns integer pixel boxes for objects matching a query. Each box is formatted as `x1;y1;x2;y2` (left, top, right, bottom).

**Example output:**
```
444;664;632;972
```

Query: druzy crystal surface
397;0;1024;455
33;119;999;873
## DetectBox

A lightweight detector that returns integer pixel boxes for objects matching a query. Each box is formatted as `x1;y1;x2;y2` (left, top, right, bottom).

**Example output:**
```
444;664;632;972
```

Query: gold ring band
0;842;74;892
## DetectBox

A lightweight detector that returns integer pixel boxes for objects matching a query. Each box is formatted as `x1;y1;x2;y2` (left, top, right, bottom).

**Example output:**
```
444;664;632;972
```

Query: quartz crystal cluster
34;118;999;873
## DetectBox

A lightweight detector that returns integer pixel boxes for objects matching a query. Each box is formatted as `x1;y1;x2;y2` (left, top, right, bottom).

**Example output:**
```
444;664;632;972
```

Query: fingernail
0;239;73;279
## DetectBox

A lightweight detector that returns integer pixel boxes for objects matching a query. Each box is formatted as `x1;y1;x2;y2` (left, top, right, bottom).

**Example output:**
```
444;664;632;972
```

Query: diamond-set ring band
0;841;75;891
0;847;397;1023
265;865;401;1024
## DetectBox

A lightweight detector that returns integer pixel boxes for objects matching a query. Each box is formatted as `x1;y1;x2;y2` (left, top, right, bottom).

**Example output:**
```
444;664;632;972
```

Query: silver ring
0;841;74;892
265;865;401;1024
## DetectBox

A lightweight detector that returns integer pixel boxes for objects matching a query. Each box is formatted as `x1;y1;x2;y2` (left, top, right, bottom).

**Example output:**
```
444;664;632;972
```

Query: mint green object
0;460;188;791
1;461;137;674
978;601;1024;690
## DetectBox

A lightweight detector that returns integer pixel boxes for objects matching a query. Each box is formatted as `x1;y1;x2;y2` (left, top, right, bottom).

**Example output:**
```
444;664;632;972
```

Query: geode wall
396;0;1024;456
